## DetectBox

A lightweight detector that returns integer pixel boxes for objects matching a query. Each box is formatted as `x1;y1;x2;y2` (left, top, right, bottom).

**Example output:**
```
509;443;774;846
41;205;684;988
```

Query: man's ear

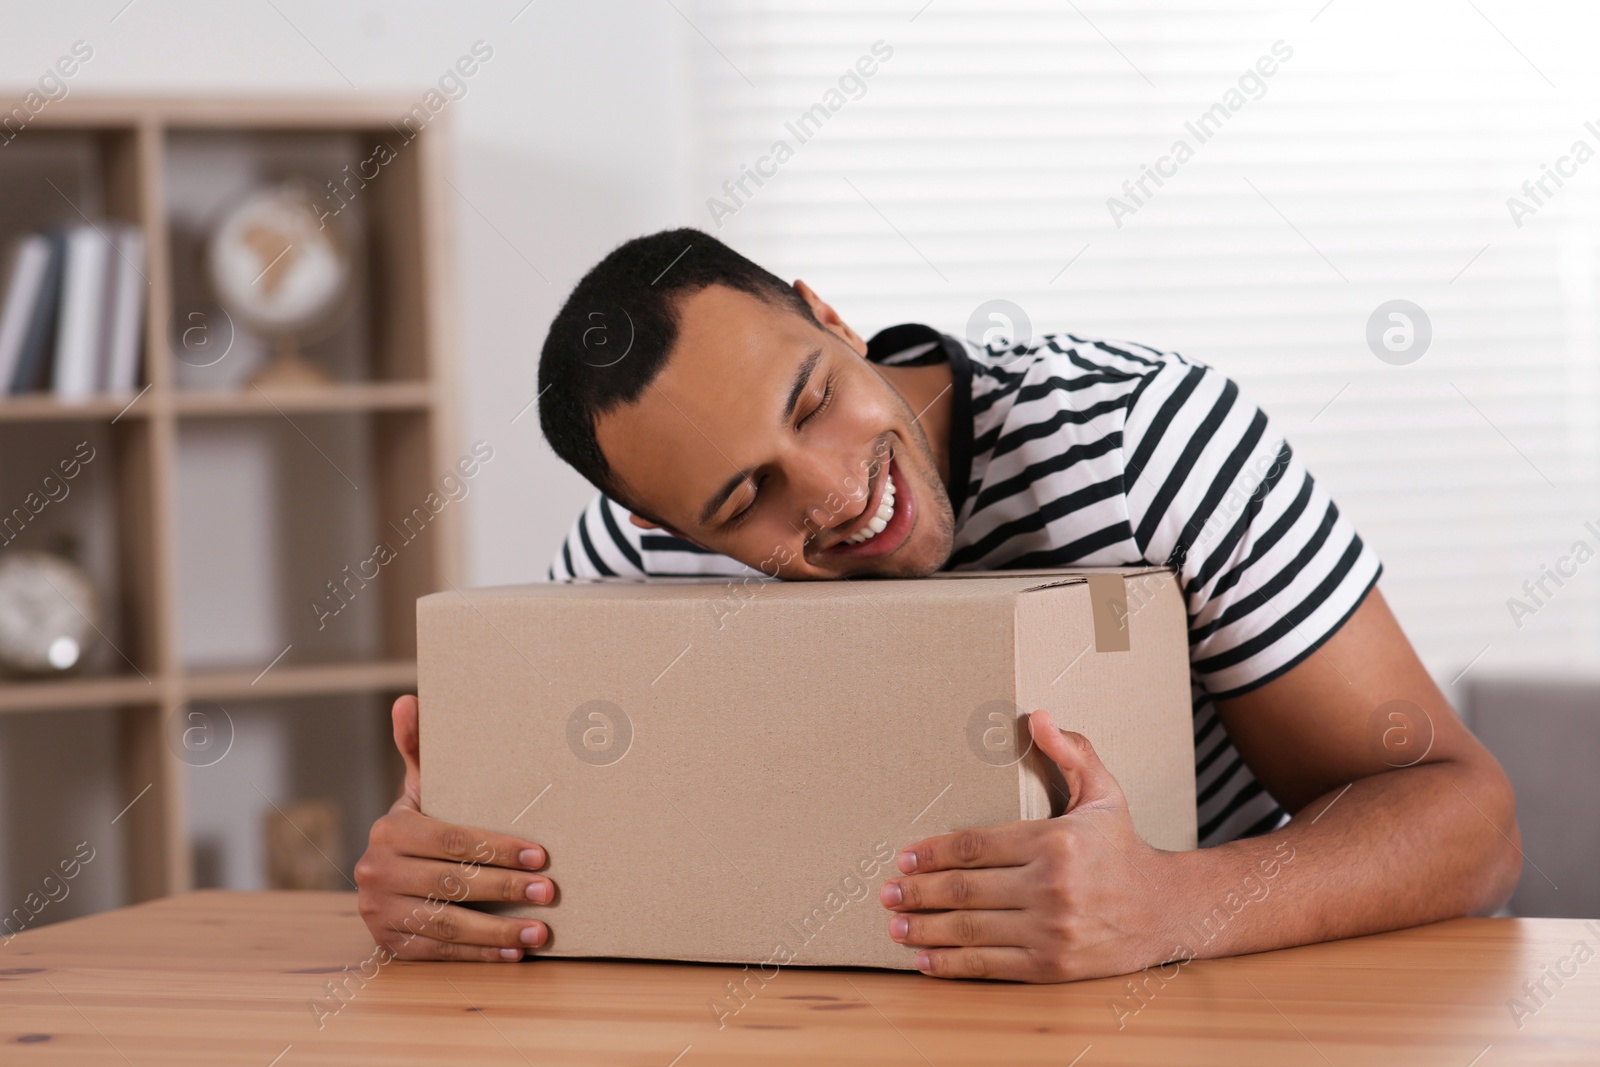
793;279;867;357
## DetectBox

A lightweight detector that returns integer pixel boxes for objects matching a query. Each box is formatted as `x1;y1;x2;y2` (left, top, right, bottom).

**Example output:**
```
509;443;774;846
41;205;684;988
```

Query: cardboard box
418;567;1196;970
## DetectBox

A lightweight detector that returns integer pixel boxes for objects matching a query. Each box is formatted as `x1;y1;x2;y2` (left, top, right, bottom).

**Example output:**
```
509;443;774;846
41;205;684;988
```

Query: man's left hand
881;709;1191;982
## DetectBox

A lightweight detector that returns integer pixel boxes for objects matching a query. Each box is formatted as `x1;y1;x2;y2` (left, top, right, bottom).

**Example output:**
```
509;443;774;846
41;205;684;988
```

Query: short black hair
536;228;819;517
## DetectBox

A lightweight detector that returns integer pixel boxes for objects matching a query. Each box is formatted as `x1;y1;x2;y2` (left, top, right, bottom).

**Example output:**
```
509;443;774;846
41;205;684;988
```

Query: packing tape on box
1085;573;1131;652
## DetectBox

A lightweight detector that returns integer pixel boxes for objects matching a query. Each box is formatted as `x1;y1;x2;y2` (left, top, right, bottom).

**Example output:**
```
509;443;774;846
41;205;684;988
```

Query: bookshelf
0;97;462;902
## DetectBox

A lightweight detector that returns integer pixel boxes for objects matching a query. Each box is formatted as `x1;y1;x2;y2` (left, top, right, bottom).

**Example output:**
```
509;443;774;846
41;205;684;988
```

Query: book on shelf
0;223;146;400
103;227;146;394
53;226;111;398
0;235;53;391
7;232;66;394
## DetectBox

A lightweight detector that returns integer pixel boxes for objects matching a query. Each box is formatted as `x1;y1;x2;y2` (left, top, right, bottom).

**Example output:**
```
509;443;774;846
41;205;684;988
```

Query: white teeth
842;472;897;546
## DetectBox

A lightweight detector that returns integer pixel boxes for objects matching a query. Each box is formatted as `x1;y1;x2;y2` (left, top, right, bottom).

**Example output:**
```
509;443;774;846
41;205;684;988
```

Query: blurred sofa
1466;678;1600;918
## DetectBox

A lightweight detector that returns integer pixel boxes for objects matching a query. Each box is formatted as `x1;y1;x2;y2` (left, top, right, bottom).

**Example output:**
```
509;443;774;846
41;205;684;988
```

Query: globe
206;183;353;386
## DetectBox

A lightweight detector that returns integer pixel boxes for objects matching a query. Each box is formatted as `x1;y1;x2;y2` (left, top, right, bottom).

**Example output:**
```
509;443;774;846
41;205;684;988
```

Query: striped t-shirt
548;323;1382;847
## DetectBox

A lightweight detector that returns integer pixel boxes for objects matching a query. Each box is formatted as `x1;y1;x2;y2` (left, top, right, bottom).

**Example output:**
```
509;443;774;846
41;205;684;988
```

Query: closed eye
726;475;763;528
798;376;834;428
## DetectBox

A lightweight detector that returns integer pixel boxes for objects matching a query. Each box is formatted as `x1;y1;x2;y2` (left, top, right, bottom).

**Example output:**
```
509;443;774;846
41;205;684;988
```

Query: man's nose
789;452;860;535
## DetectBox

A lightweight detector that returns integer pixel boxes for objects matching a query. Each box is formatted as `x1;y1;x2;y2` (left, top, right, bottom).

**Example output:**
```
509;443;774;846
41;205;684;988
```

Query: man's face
593;283;956;579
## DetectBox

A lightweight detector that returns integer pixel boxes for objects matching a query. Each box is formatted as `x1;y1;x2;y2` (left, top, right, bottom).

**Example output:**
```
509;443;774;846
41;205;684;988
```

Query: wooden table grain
1;891;1597;1065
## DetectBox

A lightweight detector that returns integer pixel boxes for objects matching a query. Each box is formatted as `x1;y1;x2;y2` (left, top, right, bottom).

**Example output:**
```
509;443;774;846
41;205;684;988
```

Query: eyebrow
697;346;824;527
781;347;823;423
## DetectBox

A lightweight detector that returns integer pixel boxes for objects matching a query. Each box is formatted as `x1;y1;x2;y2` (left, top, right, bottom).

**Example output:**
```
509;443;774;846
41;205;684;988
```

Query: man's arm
1189;584;1519;949
877;585;1521;981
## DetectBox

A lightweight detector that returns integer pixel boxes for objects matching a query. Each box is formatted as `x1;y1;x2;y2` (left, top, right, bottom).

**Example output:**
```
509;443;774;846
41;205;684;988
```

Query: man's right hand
354;695;554;961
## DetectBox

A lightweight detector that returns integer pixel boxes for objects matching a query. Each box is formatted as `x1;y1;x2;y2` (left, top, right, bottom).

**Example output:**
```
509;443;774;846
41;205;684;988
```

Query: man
355;228;1520;982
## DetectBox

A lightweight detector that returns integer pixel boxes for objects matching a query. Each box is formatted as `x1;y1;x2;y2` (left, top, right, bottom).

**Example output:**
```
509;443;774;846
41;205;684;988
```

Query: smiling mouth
840;469;897;545
821;454;915;559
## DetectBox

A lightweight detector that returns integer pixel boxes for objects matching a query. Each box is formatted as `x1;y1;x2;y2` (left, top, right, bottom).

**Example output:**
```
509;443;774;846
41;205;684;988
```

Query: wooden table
2;891;1597;1065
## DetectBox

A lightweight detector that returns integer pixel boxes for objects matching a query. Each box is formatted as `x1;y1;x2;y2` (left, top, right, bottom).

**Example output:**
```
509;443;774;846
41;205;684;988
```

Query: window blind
683;0;1600;683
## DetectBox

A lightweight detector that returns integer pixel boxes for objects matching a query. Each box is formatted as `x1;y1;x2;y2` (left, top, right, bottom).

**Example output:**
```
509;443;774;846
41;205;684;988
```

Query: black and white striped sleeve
546;492;761;580
547;494;650;579
1122;355;1382;698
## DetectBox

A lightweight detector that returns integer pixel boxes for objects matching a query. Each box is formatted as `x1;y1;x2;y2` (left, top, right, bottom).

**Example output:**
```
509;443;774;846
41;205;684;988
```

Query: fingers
895;822;1034;875
1027;714;1125;813
385;936;526;963
356;802;556;962
379;858;555;906
887;907;1032;950
374;902;548;960
392;695;421;806
379;805;546;871
911;947;1040;982
879;865;1029;912
384;900;547;954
